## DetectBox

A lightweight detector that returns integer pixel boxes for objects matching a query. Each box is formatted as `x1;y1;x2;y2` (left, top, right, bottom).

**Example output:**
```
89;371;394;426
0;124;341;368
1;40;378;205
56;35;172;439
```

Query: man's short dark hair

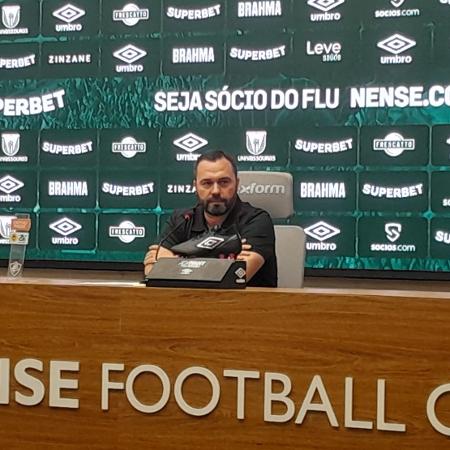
194;150;238;179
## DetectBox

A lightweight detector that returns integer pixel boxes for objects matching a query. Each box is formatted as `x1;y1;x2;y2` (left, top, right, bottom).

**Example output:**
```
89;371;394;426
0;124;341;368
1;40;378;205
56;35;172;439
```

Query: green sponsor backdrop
0;0;449;273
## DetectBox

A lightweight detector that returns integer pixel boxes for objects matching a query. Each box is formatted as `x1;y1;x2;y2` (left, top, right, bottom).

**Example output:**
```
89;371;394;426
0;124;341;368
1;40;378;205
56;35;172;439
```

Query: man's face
194;158;238;216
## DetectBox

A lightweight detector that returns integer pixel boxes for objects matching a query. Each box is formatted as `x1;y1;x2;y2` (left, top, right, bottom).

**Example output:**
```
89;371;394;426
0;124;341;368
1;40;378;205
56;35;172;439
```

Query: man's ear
236;177;240;189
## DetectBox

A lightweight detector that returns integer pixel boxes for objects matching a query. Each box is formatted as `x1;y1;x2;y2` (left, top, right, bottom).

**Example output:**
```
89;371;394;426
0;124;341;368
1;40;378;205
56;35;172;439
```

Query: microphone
154;211;193;262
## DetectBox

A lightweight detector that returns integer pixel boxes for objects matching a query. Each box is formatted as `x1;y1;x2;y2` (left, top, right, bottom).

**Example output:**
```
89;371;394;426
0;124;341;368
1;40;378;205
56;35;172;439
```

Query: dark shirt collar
191;196;243;233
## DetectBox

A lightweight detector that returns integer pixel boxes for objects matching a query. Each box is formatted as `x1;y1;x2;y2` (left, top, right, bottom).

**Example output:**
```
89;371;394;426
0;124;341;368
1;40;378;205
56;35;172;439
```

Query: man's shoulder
238;200;273;223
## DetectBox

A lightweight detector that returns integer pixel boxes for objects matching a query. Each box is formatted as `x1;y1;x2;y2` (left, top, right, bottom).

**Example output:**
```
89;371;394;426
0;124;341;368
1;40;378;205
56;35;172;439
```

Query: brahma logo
0;215;16;244
304;221;340;251
172;47;215;64
109;220;145;243
295;138;353;153
0;175;24;202
0;5;28;35
173;133;208;161
49;217;82;245
373;132;415;157
237;1;282;17
52;4;85;32
113;3;149;26
238;130;276;162
300;182;346;198
377;33;416;64
48;181;88;196
166;4;221;20
307;0;344;21
113;44;147;73
112;137;146;159
1;133;28;162
196;236;225;250
229;45;286;61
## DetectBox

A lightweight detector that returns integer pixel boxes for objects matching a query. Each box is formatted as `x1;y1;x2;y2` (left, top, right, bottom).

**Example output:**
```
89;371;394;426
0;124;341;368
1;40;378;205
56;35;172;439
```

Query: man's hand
236;239;265;281
143;245;177;276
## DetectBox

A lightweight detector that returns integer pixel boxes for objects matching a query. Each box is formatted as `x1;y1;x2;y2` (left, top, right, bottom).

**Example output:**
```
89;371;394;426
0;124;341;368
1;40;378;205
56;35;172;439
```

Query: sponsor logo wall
1;0;450;273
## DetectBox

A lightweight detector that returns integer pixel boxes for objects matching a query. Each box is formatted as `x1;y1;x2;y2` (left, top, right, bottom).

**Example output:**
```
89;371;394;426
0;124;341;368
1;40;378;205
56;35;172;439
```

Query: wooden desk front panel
0;282;449;450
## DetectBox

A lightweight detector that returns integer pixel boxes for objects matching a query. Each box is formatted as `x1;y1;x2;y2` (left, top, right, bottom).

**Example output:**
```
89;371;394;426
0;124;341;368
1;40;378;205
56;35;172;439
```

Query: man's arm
236;241;265;281
144;245;177;276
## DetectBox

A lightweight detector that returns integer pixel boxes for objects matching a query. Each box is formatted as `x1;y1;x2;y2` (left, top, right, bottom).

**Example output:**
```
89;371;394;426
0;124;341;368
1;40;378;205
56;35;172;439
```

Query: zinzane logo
307;0;345;22
0;5;28;35
377;33;416;64
109;220;145;244
304;221;340;251
52;4;85;32
49;217;82;245
113;44;147;73
113;3;149;26
0;133;28;162
373;132;415;157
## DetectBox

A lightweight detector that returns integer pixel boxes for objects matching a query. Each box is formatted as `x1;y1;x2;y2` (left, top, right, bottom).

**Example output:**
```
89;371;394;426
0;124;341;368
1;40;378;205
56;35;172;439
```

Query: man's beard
203;195;235;216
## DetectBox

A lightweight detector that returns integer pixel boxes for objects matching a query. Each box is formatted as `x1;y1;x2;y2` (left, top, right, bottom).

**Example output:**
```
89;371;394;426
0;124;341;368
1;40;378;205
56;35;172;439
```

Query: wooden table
0;274;449;449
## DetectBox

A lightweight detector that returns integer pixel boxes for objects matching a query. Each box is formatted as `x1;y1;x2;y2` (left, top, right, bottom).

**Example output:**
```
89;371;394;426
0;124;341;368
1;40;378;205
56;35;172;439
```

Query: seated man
144;150;277;287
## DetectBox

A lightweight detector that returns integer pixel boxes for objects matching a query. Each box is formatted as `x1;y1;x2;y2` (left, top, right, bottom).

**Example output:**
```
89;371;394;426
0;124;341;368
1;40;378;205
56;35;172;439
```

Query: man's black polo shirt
161;197;278;287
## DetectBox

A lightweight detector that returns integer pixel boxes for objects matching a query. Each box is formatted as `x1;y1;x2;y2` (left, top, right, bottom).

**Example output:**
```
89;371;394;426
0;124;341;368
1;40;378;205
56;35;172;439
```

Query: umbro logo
307;0;345;12
377;33;416;64
49;217;81;236
196;236;225;250
174;133;208;153
113;44;147;64
377;34;416;55
304;221;341;242
53;4;85;23
0;175;24;194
